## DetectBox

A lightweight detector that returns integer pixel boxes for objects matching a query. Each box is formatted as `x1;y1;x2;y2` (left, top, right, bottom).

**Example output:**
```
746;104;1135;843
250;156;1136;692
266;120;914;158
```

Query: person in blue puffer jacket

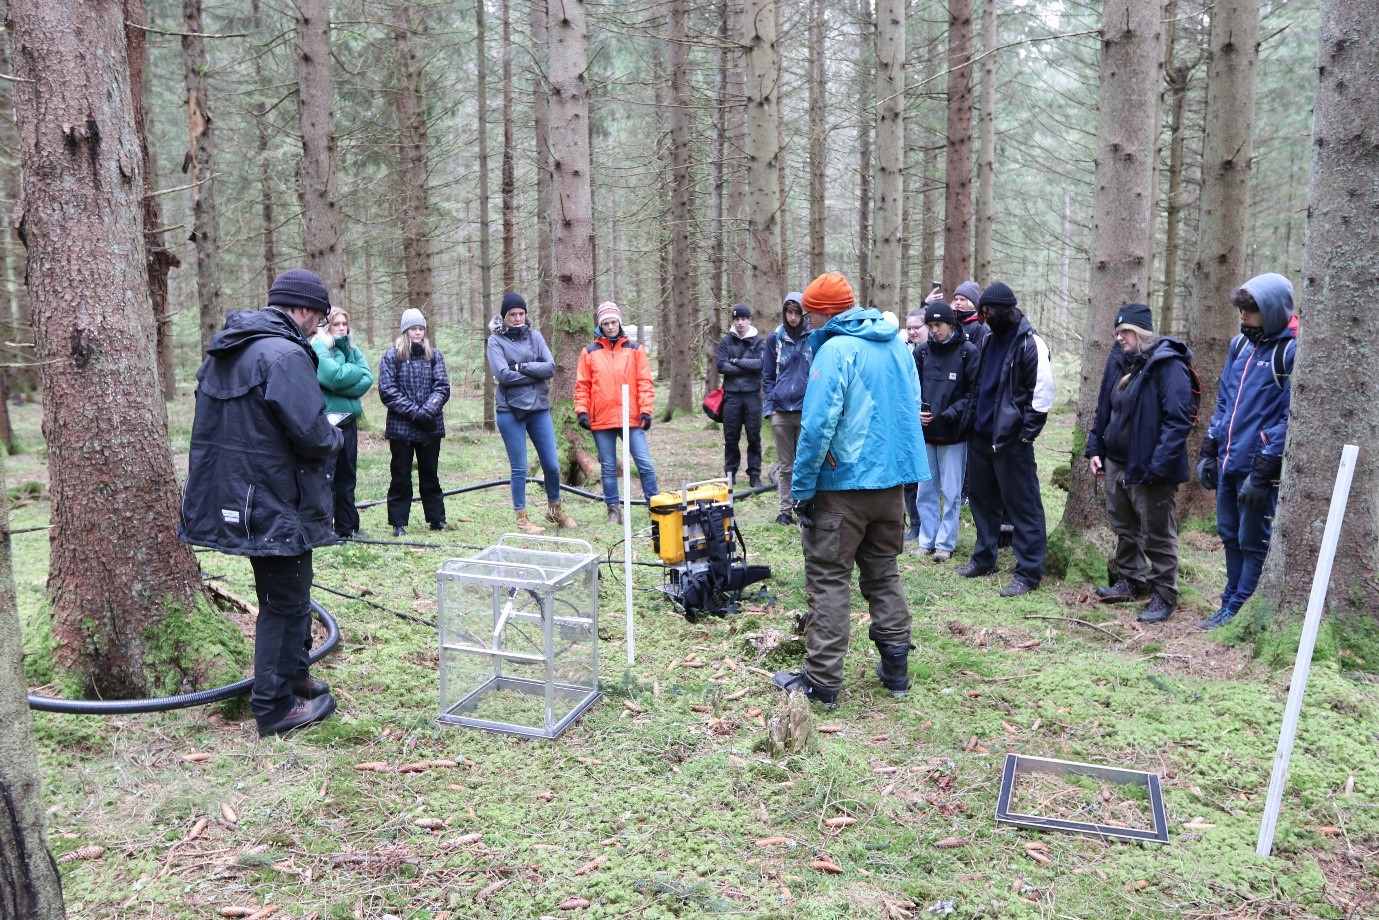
761;291;812;525
771;272;929;710
1194;272;1296;630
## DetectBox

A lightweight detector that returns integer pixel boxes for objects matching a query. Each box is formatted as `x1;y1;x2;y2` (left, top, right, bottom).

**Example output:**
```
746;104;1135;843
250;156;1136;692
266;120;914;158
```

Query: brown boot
515;509;545;534
545;501;577;529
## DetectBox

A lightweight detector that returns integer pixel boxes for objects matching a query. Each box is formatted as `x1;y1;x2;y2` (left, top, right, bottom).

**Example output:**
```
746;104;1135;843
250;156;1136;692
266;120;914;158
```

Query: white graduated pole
1256;444;1358;857
621;383;635;664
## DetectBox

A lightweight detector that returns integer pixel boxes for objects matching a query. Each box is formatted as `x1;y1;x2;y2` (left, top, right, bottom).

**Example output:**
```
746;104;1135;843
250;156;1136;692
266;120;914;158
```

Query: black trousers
387;438;445;527
722;391;762;478
966;437;1046;584
249;552;314;723
325;418;359;536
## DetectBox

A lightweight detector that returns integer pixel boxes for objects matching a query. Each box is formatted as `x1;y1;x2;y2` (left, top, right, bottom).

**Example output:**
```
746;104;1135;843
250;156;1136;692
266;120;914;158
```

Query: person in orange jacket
574;301;659;524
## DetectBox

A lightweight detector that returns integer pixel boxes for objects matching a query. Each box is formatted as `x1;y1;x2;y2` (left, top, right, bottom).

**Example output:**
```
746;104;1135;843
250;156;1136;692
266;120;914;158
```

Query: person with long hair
487;291;577;533
311;308;373;538
378;309;450;536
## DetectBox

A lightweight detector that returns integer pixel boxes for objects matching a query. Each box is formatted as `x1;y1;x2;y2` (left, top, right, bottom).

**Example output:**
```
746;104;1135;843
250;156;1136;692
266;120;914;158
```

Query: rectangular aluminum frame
994;753;1169;844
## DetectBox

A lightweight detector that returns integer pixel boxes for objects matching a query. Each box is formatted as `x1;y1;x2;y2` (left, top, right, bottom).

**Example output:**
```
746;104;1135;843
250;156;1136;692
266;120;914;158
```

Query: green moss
1044;520;1106;583
141;591;253;714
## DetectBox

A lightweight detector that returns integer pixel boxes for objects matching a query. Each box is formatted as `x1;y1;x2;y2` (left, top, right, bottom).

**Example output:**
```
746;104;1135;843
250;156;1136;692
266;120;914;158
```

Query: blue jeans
1216;471;1276;611
918;442;966;552
495;409;562;509
592;427;658;505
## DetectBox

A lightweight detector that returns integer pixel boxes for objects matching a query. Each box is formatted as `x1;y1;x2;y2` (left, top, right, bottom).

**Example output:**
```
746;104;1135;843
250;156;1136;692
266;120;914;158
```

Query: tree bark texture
742;0;783;314
501;0;517;292
477;0;496;429
0;452;63;918
295;0;344;298
546;0;595;404
1061;0;1164;530
125;0;179;399
973;0;996;284
666;0;695;415
252;0;277;289
806;0;825;280
1258;0;1379;636
726;0;747;303
942;0;973;290
531;0;554;335
182;0;222;352
871;0;904;314
855;0;873;309
393;1;434;315
1185;0;1261;519
10;0;205;697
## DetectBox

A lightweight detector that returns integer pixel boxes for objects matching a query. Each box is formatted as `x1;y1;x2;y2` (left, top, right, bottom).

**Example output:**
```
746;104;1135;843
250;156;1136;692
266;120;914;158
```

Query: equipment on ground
649;479;771;621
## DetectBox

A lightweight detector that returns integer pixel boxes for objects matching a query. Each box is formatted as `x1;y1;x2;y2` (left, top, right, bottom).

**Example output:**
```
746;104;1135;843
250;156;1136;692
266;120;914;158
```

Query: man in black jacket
716;304;766;487
955;282;1055;597
180;268;344;737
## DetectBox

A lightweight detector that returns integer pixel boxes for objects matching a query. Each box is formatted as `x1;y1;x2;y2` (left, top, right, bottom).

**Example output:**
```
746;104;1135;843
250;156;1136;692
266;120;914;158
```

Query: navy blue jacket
1086;337;1196;485
762;307;812;414
179;308;343;557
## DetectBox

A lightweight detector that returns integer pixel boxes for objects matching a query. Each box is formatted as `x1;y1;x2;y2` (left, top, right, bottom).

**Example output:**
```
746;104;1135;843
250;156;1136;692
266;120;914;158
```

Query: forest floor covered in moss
11;361;1379;919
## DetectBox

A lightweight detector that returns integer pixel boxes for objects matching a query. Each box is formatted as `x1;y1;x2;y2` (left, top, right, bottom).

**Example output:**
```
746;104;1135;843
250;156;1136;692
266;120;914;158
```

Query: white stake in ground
1256;443;1358;857
621;384;635;664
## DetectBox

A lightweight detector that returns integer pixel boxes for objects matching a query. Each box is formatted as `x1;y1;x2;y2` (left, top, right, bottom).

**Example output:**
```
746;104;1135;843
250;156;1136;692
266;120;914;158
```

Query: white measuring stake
1256;443;1358;857
622;383;635;664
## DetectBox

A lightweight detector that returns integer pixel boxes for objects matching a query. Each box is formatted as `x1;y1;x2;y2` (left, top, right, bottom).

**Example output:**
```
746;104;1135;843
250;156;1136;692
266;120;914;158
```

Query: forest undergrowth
10;362;1378;919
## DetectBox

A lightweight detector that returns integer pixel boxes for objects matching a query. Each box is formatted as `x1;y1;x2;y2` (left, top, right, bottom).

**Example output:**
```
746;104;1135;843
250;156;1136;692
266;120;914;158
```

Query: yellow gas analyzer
648;478;770;621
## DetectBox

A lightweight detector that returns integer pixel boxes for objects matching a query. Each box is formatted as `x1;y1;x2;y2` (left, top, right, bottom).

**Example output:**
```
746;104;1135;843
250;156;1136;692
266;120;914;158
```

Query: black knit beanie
267;268;331;313
978;281;1017;309
1114;302;1153;332
501;291;528;317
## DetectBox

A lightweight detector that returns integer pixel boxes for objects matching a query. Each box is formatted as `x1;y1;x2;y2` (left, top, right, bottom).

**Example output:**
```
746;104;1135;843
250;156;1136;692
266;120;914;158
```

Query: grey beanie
400;308;427;333
954;280;982;304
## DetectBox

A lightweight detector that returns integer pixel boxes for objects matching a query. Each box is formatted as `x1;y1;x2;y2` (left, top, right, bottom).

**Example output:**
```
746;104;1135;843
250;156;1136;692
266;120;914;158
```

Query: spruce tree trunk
870;0;904;314
942;0;973;289
477;0;496;430
0;450;63;918
1256;0;1379;648
973;0;996;284
726;0;747;302
546;0;595;403
501;0;517;292
1054;0;1164;553
806;0;825;279
1184;0;1261;519
183;0;222;351
666;0;695;415
295;0;344;298
855;0;873;308
742;0;784;314
252;0;277;288
531;0;554;336
394;1;434;315
11;0;206;697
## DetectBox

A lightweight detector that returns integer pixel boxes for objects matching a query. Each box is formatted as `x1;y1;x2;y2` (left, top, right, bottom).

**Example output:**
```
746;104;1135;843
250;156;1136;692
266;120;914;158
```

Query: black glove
1237;477;1273;509
1252;452;1283;485
795;499;816;529
640;413;652;431
511;361;522;373
577;413;591;431
1197;457;1219;492
1199;434;1219;460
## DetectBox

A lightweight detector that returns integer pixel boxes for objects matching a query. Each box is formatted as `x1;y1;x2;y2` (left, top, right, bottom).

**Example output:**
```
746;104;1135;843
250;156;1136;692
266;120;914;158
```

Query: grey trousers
770;411;802;515
1103;457;1180;605
800;486;911;691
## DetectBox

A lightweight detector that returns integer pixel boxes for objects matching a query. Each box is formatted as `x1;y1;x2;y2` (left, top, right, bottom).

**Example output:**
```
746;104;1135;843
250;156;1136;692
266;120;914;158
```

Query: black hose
27;599;340;715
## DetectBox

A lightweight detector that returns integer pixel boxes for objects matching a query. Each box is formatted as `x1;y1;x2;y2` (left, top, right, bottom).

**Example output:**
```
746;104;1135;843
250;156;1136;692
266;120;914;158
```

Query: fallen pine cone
1315;826;1342;836
816;725;844;734
557;896;592;909
475;879;512;902
823;816;857;828
574;855;608;875
754;836;791;847
1022;841;1048;852
182;752;212;763
219;909;255;918
1026;850;1052;865
187;817;210;841
413;817;446;830
1124;879;1149;892
689;704;711;713
397;762;431;774
59;845;106;863
244;907;280;920
933;837;967;849
428;759;459;768
220;803;239;824
623;700;644;714
353;761;389;772
809;859;843;874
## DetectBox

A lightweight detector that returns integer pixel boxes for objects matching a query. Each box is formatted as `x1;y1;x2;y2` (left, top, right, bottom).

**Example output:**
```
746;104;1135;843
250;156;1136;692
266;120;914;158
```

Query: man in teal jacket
772;272;930;708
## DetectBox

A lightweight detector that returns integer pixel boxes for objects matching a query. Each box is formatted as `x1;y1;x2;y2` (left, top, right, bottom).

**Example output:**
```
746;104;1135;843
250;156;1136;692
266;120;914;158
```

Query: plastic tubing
26;600;340;715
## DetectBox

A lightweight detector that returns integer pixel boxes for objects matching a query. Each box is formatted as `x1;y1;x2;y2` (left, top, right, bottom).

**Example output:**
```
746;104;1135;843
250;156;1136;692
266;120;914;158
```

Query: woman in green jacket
312;308;373;538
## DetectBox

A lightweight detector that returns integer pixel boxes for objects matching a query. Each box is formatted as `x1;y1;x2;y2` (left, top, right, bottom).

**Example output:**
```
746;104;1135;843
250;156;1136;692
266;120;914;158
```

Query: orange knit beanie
802;273;856;315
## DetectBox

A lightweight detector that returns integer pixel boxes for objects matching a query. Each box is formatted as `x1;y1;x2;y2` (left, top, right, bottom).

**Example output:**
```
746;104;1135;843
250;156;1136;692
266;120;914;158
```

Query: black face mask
986;309;1018;334
1241;323;1266;344
410;341;426;357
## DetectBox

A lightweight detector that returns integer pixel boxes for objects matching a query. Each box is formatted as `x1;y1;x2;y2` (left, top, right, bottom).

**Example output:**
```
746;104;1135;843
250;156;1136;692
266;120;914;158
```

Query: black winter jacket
716;328;765;394
914;325;980;445
379;345;451;443
179;309;343;557
961;315;1055;451
1085;337;1195;485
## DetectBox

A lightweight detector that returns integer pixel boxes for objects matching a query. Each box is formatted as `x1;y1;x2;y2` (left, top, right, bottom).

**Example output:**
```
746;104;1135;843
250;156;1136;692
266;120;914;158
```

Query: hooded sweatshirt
762;292;812;414
1207;272;1296;474
179;308;343;557
792;307;930;501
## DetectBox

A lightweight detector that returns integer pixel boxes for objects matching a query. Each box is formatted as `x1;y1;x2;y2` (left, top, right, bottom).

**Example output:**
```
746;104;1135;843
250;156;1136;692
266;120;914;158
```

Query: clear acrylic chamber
436;534;601;739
